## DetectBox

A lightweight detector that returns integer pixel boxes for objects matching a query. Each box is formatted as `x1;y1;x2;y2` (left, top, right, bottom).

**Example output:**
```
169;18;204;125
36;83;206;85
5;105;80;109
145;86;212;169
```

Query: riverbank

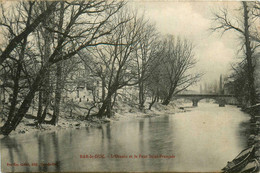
0;101;182;137
245;104;260;164
222;104;260;172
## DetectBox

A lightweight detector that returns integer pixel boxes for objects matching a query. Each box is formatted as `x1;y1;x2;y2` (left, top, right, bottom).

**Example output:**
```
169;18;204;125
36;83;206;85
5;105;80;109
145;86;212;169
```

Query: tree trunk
149;96;157;110
243;2;256;106
156;96;159;102
105;98;112;118
37;62;50;124
162;84;176;105
0;82;5;119
96;89;115;118
96;102;107;118
162;91;173;105
138;81;145;110
38;103;49;124
6;1;32;123
7;23;29;124
96;98;110;118
37;4;56;124
37;91;43;121
49;2;65;125
0;64;49;136
85;105;96;120
50;62;62;125
101;77;106;101
162;98;170;105
7;63;21;123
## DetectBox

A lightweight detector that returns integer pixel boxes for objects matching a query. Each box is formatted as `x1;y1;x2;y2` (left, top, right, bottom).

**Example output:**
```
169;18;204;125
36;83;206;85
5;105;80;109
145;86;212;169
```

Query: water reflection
51;132;61;172
1;103;250;172
2;137;30;172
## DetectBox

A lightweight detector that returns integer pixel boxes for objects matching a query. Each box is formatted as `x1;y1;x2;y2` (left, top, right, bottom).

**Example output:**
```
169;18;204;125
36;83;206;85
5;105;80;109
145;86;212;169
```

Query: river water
1;103;250;172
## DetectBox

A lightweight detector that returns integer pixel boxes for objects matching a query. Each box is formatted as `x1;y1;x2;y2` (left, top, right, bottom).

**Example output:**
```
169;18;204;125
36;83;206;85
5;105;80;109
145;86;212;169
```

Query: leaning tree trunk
96;97;111;118
7;21;29;125
96;89;116;118
162;92;172;106
149;96;157;110
85;104;96;120
0;64;49;136
7;62;22;123
162;85;176;105
111;91;117;109
0;1;58;66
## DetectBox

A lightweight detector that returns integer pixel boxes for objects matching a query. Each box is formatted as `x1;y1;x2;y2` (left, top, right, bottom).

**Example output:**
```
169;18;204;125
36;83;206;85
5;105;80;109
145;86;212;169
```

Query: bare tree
6;2;35;124
49;1;65;125
0;1;58;65
0;0;125;136
0;2;50;127
80;9;146;118
211;2;258;105
159;35;201;105
225;61;248;105
134;18;159;110
34;2;56;125
145;44;165;109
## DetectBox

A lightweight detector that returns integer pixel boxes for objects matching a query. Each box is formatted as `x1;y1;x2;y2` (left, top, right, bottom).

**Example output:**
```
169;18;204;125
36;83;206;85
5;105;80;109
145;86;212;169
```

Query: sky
128;1;242;90
0;1;244;91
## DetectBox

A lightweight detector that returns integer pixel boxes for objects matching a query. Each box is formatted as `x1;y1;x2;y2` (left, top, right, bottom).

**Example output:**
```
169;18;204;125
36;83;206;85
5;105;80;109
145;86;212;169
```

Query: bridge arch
190;97;226;107
173;94;238;107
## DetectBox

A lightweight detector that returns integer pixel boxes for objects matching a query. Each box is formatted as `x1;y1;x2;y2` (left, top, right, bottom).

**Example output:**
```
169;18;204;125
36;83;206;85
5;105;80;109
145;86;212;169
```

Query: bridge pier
192;99;198;107
218;99;226;107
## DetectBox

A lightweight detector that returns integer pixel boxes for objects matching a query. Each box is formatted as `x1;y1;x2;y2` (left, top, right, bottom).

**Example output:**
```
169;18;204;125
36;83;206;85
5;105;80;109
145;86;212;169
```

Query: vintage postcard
0;0;259;172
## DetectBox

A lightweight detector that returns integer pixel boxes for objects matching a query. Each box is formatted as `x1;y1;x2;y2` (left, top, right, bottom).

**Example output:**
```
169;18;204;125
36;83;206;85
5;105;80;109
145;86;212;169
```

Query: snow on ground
0;100;185;137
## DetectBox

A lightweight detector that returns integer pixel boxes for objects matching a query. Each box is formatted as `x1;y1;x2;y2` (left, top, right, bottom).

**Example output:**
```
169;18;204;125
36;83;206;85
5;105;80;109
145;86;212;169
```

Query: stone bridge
173;94;237;107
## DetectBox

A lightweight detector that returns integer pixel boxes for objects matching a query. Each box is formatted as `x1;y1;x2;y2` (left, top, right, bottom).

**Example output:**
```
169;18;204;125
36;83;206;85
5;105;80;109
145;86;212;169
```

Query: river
1;103;250;172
